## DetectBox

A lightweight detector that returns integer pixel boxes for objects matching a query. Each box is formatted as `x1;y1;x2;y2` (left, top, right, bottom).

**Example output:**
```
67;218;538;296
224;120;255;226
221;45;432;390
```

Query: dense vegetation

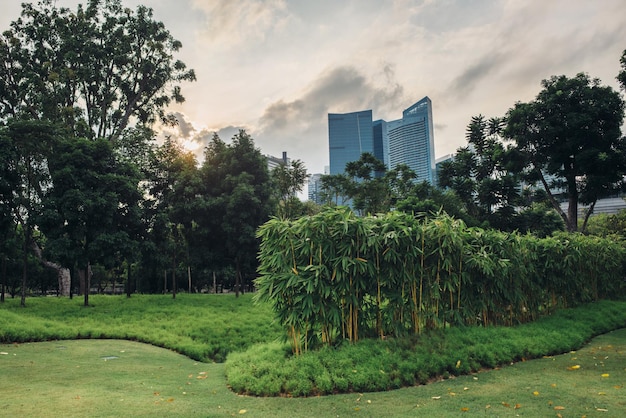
226;300;626;396
256;208;625;354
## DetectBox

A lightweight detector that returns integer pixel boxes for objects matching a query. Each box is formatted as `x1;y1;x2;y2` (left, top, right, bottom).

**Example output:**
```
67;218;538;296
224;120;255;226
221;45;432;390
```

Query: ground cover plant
1;322;625;417
0;294;282;362
227;300;626;396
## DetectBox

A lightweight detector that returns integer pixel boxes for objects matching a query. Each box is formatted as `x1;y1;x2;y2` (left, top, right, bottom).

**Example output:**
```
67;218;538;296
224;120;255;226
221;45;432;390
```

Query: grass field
1;294;625;417
1;330;625;417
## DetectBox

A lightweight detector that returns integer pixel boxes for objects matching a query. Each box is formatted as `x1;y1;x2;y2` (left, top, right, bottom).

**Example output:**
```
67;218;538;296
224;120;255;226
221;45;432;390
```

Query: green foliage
226;300;626;396
504;73;626;232
256;207;626;354
272;159;309;219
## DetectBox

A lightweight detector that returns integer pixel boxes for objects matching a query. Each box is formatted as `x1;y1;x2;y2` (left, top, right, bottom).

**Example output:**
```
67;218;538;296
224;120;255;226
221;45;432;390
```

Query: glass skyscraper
328;110;374;175
386;97;436;184
327;96;436;184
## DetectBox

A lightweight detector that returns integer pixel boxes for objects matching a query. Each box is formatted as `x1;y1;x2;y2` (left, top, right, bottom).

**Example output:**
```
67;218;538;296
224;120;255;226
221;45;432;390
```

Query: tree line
0;0;309;305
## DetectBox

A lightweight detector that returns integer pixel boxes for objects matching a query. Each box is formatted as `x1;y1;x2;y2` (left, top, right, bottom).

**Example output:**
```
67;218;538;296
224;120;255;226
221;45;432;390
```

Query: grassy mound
225;300;626;396
0;293;281;362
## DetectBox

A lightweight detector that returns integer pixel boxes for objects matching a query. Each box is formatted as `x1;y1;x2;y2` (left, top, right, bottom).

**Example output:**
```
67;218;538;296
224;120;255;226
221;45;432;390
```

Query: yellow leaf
601;373;609;378
502;402;510;408
533;391;539;396
354;407;360;411
432;396;441;400
554;405;565;410
460;407;469;412
449;392;456;396
456;360;461;368
187;374;193;378
291;267;298;275
551;383;557;388
596;408;608;412
514;404;521;409
153;392;160;396
598;392;606;395
239;409;247;414
167;398;174;403
567;365;581;370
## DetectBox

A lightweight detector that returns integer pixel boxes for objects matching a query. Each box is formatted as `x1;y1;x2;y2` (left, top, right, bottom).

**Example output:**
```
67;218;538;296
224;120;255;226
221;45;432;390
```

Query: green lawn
1;294;625;417
1;330;624;417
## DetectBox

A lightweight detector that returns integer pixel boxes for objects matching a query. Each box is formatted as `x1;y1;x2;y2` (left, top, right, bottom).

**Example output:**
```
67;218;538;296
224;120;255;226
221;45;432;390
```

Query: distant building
307;173;323;204
328;97;436;184
328;110;375;175
386;97;436;184
266;151;289;172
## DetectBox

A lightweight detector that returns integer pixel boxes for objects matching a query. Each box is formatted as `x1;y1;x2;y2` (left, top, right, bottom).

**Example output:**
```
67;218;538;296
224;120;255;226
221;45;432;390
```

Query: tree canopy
504;73;625;232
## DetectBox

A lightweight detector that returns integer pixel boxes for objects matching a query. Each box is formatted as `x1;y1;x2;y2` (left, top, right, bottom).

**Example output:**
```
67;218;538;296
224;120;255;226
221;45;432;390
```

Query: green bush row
225;300;626;396
256;208;626;353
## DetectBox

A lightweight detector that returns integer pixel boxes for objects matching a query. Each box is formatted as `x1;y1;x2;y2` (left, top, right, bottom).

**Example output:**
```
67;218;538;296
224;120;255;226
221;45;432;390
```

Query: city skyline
1;0;624;178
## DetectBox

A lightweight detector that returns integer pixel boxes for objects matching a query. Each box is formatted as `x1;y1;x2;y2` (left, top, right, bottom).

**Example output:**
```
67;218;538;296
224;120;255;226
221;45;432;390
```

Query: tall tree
0;0;195;139
438;115;522;229
272;159;309;219
37;136;143;306
618;49;626;91
504;73;625;232
198;131;273;296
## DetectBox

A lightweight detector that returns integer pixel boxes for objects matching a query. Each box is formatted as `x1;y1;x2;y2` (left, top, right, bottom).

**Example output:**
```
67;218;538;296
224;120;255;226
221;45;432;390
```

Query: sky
2;0;625;184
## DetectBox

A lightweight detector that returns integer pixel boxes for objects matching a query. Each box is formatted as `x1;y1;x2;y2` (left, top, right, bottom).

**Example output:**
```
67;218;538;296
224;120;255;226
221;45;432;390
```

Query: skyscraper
328;110;374;175
386;97;436;184
327;97;436;185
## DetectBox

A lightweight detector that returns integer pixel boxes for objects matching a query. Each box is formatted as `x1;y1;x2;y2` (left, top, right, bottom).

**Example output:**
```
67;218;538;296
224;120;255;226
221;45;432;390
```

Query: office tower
328;97;436;185
386;97;436;184
328;110;374;175
307;173;323;204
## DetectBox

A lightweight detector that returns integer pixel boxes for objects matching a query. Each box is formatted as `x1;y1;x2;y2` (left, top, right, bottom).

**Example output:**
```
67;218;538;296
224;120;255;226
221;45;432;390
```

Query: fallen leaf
598;392;606;395
533;391;539;396
551;383;557;388
596;408;608;412
367;400;371;404
432;396;441;400
514;404;521;409
153;392;160;396
554;405;565;410
188;374;193;378
502;402;510;408
456;360;461;368
449;392;456;396
601;373;609;378
167;398;174;403
354;407;360;411
460;407;469;412
199;371;207;375
567;365;581;370
239;409;247;414
0;352;8;355
463;387;469;391
197;375;207;379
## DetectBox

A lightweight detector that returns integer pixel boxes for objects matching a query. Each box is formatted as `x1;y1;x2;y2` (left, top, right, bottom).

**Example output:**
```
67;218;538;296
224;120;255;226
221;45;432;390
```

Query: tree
197;131;273;296
272;159;309;219
343;152;389;215
504;73;626;232
438;115;522;229
618;49;626;91
0;0;195;139
37;136;143;306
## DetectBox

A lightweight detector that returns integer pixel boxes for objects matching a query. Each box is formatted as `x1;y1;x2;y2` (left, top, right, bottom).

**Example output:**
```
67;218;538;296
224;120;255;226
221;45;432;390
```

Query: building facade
328;110;374;175
327;97;436;184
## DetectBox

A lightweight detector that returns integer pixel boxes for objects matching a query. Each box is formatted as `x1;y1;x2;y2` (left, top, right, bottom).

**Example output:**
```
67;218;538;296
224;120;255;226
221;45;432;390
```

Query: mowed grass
0;329;625;417
0;294;283;362
1;294;625;416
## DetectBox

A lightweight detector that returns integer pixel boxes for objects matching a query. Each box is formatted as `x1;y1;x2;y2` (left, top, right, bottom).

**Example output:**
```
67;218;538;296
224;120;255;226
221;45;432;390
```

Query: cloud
259;64;404;134
192;0;289;47
448;52;508;98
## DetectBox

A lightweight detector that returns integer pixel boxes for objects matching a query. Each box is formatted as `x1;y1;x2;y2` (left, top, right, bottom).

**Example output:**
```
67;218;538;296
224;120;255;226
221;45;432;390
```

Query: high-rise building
327;97;436;185
386;97;436;184
328;110;374;175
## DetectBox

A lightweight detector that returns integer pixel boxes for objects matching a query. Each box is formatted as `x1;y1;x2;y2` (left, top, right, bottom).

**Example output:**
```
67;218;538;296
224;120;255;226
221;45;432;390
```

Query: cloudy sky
2;0;625;179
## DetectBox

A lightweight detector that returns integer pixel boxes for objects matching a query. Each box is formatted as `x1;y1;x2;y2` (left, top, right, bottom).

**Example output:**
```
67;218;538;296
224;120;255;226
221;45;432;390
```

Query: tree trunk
212;271;216;294
30;241;71;296
1;255;5;302
126;263;132;298
188;265;192;293
235;261;240;298
84;268;89;307
172;265;176;300
21;224;30;307
580;200;597;234
567;193;578;232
